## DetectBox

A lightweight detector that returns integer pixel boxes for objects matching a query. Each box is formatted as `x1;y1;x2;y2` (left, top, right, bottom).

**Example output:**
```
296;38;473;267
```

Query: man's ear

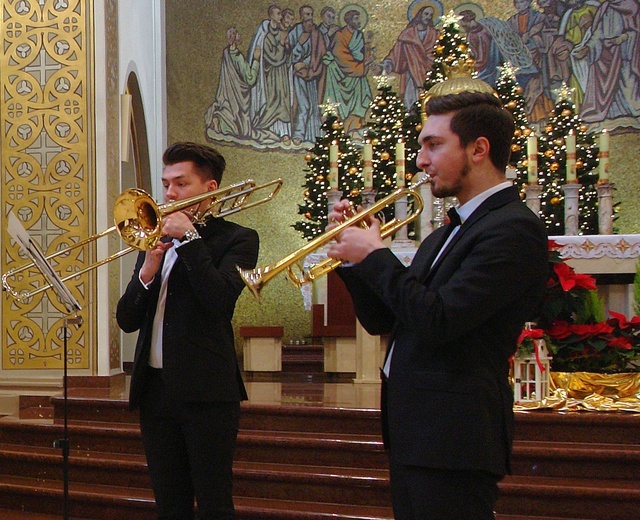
207;179;219;192
470;136;490;164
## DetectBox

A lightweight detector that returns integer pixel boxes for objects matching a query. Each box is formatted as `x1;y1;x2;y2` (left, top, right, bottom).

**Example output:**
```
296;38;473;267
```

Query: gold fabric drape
514;372;640;412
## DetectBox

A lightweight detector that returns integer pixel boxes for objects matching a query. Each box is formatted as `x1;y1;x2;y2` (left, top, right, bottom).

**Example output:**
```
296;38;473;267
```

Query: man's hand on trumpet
326;199;386;264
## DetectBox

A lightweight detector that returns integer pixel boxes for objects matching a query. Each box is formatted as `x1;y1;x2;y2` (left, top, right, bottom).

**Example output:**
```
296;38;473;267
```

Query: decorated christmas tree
495;63;531;195
536;84;600;235
293;102;363;240
423;10;471;93
364;73;408;222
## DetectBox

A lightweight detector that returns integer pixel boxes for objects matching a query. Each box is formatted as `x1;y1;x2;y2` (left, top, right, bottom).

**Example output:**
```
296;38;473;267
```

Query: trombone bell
114;189;162;251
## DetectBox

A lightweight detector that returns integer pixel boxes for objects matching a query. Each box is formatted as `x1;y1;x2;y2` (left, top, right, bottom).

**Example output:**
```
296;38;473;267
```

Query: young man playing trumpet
117;141;258;519
327;90;548;519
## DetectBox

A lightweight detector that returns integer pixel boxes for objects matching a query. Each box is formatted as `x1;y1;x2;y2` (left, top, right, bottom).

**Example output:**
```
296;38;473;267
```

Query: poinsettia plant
524;241;640;373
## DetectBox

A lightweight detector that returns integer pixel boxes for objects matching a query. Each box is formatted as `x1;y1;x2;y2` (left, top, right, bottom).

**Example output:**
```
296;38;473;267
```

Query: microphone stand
53;314;82;520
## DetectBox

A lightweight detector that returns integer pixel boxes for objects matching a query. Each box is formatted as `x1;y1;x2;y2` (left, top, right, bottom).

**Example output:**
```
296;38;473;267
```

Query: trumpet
3;178;283;301
238;174;431;300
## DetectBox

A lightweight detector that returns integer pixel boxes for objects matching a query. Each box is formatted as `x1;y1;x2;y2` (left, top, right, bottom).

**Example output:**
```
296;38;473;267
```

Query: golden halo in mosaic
408;0;444;24
454;2;485;21
338;4;368;30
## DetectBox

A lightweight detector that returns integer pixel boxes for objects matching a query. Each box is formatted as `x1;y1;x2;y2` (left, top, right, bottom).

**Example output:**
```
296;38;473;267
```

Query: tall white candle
363;141;373;189
329;141;338;189
527;134;537;184
396;140;405;187
598;130;610;181
565;133;576;183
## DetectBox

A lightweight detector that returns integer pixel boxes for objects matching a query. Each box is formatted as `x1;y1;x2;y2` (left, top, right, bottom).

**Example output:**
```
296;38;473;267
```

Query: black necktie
447;207;461;227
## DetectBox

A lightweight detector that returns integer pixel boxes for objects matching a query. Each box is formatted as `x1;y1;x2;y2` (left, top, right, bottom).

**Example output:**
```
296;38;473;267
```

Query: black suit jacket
339;186;548;477
117;216;259;410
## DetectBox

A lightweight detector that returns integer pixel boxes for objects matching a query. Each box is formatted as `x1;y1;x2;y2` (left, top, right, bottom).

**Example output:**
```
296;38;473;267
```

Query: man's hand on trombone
139;211;195;285
326;199;386;264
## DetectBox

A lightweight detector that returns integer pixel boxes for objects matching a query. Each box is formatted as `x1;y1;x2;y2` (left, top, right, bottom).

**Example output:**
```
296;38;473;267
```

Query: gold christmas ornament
458;43;467;52
576;160;584;169
545;125;553;133
514;129;522;137
523;128;532;137
436;45;445;54
561;109;572;117
554;138;564;146
516;86;523;95
372;138;379;146
580;124;588;133
378;99;387;107
420;58;497;123
332;120;342;130
511;143;521;152
506;101;517;109
350;188;360;197
316;174;324;181
551;196;561;205
349;166;358;174
304;153;313;162
416;123;422;132
545;149;555;158
380;151;390;160
305;212;311;219
550;162;560;171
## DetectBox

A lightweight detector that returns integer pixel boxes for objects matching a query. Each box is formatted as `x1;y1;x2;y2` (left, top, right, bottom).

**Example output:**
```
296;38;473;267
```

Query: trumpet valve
236;266;263;300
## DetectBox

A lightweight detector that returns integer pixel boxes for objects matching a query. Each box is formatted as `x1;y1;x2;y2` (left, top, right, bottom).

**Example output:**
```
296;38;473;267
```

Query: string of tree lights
536;85;602;236
423;10;472;93
495;62;531;195
293;102;363;241
364;73;409;223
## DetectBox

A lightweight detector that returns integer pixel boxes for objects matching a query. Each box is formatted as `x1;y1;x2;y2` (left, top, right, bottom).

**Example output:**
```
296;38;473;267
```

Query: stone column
562;183;581;236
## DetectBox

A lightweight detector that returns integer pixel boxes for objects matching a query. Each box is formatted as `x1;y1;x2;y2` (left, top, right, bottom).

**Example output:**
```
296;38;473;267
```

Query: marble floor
65;374;382;411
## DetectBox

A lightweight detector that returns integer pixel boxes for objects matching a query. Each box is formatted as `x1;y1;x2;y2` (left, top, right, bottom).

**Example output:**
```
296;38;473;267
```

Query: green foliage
536;94;600;235
293;114;363;240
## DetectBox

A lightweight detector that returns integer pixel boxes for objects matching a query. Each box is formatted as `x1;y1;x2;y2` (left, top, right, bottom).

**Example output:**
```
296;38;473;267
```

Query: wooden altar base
0;376;637;519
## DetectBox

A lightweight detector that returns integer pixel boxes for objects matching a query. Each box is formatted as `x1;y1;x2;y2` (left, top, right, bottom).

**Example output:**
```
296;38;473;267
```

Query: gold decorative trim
1;0;93;370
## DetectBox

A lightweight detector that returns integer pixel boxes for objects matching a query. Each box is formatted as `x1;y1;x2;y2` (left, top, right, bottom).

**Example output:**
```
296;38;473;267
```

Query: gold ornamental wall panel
1;0;94;370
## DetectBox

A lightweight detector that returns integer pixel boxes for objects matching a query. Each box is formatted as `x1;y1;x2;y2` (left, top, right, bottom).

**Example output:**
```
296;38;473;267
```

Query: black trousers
139;368;240;519
389;452;500;520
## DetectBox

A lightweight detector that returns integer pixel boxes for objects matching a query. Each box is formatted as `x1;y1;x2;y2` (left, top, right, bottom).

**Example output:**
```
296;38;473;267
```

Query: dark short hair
162;142;226;184
344;9;359;25
425;91;515;171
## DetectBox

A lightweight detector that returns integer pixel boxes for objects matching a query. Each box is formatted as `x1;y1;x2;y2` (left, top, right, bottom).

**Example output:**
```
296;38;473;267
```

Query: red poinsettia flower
517;327;544;345
547;320;573;339
553;262;597;292
607;336;633;350
570;322;614;338
608;310;640;330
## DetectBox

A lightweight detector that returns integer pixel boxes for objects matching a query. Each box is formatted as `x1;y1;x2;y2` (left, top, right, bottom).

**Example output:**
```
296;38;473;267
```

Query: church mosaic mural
203;0;640;151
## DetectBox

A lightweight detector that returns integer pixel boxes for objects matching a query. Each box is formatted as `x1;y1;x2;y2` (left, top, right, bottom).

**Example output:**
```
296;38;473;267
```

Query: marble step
0;475;394;520
0;444;391;507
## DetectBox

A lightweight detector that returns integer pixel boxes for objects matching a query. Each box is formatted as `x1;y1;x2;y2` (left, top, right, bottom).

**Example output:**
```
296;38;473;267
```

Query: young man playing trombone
117;142;258;519
327;90;548;519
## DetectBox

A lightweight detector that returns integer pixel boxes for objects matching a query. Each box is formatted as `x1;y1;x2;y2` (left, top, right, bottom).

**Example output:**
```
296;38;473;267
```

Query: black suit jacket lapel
420;186;521;282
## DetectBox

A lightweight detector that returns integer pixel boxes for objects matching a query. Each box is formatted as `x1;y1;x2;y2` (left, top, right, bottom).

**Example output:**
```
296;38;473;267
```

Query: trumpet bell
114;188;162;251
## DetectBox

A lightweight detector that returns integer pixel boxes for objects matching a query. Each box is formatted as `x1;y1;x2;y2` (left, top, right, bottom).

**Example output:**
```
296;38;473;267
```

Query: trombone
238;174;430;300
3;178;283;302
